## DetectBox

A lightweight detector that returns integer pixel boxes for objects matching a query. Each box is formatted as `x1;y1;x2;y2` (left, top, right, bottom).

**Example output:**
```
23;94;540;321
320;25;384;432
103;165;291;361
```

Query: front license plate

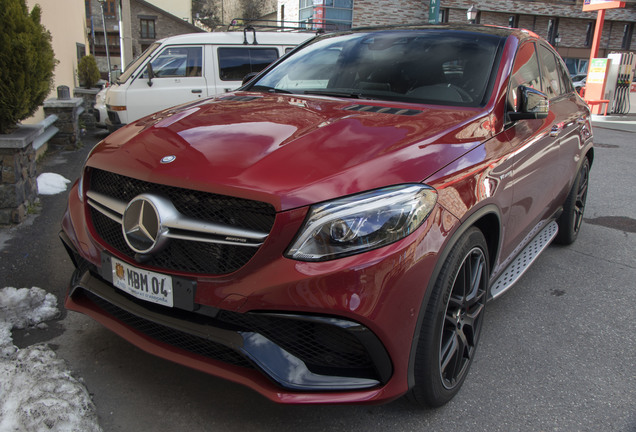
111;258;173;307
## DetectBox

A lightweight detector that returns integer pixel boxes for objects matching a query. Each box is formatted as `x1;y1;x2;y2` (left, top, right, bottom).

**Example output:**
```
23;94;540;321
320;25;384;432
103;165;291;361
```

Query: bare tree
239;0;269;20
192;0;222;29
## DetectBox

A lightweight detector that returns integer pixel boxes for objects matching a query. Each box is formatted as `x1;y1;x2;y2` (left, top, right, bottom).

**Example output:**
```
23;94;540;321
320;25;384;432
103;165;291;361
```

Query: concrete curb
591;115;636;133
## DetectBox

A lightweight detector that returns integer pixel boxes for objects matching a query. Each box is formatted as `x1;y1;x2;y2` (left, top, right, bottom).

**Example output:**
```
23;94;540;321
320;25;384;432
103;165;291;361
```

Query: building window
440;8;449;23
585;22;594;47
547;18;559;45
105;0;116;18
622;23;634;50
76;43;86;63
508;15;518;28
299;0;353;31
140;19;156;39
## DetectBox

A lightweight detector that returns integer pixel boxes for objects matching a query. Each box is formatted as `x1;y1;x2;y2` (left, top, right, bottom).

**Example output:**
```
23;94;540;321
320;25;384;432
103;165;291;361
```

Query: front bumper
62;236;391;393
60;178;456;404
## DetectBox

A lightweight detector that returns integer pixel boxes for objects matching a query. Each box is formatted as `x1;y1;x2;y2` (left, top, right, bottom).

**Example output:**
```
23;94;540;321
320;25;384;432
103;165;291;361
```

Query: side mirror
508;86;549;121
146;63;154;87
242;72;259;85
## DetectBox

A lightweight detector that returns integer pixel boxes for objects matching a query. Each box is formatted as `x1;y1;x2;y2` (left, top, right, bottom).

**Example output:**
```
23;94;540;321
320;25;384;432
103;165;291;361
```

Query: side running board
489;221;558;300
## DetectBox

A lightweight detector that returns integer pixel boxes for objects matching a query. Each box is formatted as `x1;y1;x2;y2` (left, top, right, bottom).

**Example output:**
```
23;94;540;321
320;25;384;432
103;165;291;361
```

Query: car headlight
286;185;437;261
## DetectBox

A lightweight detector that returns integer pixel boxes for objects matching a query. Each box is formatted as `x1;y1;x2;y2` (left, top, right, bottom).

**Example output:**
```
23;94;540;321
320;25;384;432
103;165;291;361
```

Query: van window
118;42;160;84
218;47;279;81
142;46;203;78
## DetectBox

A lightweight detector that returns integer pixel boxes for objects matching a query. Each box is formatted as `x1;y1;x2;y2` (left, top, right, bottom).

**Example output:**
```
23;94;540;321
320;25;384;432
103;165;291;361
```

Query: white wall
25;0;89;123
146;0;192;23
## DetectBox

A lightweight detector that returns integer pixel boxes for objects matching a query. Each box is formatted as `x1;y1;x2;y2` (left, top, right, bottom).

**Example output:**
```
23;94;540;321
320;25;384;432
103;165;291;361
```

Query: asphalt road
1;125;634;432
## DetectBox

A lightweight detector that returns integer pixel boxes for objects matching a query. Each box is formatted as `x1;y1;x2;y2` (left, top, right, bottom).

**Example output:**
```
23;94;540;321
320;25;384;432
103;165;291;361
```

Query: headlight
286;185;437;261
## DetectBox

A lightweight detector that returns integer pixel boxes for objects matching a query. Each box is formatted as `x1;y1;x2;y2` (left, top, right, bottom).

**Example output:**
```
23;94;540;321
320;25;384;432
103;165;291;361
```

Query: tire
409;227;489;407
555;158;590;245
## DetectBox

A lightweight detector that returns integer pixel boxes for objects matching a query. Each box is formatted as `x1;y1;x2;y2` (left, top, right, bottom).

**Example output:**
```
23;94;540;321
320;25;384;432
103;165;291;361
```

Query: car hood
88;92;492;211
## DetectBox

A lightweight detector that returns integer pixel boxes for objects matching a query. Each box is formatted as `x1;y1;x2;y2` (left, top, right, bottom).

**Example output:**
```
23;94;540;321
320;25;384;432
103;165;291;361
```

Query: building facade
279;0;636;70
24;0;89;123
146;0;192;23
86;0;202;78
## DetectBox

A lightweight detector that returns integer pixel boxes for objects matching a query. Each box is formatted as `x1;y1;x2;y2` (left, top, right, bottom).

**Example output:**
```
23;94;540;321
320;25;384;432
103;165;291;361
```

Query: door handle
549;125;562;137
191;89;203;94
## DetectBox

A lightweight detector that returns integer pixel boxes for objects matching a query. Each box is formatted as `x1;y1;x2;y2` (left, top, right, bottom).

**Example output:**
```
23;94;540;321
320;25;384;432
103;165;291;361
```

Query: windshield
117;42;161;84
247;30;502;107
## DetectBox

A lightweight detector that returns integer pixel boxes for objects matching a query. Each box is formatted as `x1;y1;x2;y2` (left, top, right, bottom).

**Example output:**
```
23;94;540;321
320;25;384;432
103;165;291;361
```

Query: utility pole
98;0;112;83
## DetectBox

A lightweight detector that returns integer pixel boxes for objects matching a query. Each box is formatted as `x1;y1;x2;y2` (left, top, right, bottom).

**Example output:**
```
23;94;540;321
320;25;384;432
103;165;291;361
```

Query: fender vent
219;95;262;102
344;104;422;116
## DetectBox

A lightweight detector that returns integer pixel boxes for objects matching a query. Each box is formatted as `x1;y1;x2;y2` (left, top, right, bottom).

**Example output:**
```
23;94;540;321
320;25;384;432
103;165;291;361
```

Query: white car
105;31;315;131
92;87;108;128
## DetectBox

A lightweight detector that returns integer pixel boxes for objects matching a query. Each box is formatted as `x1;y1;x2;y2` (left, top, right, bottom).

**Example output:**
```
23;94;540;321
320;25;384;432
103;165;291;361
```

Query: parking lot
1;125;634;431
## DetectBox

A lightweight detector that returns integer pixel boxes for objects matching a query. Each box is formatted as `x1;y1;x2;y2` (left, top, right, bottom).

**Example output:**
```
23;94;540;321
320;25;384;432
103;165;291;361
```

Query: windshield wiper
250;85;293;94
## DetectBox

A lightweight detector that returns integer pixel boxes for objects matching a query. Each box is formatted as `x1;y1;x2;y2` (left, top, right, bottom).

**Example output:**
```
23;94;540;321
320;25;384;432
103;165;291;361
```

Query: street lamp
467;5;479;24
97;0;112;83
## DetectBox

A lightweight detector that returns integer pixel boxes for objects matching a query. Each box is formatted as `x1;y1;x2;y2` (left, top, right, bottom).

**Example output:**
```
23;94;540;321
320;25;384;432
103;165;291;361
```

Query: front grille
107;110;120;124
88;169;276;275
82;290;254;369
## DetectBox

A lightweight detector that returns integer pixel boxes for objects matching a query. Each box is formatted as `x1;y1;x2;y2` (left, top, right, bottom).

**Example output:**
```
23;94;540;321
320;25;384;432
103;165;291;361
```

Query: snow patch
0;287;102;432
37;173;71;195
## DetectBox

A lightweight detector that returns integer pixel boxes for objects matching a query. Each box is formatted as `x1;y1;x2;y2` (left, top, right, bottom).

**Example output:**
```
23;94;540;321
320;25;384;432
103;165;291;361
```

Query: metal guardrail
32;114;59;152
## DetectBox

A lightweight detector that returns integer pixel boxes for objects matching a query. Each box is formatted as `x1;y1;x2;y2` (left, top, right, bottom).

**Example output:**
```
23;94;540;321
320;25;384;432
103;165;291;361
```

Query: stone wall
353;0;425;27
130;0;204;58
43;98;83;151
0;128;39;224
73;88;100;129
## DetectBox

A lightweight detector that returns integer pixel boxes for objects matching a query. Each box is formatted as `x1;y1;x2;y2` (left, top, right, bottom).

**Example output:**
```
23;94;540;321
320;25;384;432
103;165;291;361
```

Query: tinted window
538;44;561;99
250;31;502;107
218;48;279;81
142;46;203;78
508;42;541;110
557;56;575;94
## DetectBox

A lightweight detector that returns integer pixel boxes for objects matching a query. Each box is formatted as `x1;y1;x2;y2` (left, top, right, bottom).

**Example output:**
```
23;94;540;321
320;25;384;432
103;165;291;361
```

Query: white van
105;30;315;130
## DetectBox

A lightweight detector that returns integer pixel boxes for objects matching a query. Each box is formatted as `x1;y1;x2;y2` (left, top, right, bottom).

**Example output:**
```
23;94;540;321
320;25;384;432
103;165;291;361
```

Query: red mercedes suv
61;25;593;407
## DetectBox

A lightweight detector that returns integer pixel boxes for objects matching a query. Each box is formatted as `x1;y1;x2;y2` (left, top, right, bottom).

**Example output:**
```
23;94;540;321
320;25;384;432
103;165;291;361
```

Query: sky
0;174;102;432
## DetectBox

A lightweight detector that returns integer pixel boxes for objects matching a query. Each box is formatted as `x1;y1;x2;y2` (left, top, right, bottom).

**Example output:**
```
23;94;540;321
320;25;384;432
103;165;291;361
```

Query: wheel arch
407;204;501;389
586;147;594;168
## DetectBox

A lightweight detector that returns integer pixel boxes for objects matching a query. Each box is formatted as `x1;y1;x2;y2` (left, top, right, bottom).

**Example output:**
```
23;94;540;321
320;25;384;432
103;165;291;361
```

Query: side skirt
489;220;558;300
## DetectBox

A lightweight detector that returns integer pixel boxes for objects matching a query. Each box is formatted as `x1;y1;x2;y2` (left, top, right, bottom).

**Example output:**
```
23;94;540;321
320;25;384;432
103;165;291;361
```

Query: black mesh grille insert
217;311;376;378
78;281;378;381
82;290;254;369
88;169;276;275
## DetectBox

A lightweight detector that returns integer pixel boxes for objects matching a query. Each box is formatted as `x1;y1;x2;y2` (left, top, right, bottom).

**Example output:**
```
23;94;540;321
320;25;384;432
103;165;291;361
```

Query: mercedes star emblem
122;195;167;254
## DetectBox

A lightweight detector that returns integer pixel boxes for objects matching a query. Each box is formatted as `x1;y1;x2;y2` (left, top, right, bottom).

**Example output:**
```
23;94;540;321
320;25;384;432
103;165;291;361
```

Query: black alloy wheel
409;227;489;407
439;245;487;389
555;157;590;245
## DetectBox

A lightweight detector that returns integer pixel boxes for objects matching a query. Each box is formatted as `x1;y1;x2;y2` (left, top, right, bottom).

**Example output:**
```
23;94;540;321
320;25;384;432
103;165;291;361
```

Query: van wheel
555;158;590;245
409;227;488;407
